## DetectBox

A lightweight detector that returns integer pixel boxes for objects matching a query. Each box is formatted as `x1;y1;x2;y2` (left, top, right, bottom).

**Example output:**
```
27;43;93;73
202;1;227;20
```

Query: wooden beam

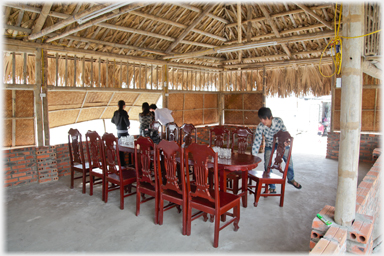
225;4;332;28
35;49;44;147
172;3;229;24
258;4;291;57
46;3;148;43
165;5;215;54
30;3;53;36
42;49;50;145
237;3;242;63
130;10;227;41
295;3;333;30
164;30;334;59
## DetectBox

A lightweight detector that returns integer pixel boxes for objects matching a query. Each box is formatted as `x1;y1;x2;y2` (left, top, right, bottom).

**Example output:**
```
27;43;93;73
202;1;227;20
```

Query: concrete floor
4;133;378;253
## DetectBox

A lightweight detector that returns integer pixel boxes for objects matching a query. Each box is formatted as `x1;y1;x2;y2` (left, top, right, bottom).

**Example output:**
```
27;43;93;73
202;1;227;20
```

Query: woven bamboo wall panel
363;73;380;85
172;110;184;126
244;111;260;125
133;93;161;107
77;107;106;123
101;106;118;119
16;119;35;146
49;110;80;128
4;120;12;147
333;111;340;130
48;91;86;110
110;92;139;106
361;111;375;131
244;93;263;110
4;90;12;118
83;92;114;107
128;106;142;121
16;91;34;117
225;110;243;124
184;110;203;125
334;89;341;111
375;111;380;132
224;94;243;109
362;89;376;109
204;94;217;108
168;93;184;110
185;94;203;110
203;109;217;124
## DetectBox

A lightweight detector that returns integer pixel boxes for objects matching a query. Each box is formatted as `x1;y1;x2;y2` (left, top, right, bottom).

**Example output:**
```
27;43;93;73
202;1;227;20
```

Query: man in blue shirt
252;107;302;193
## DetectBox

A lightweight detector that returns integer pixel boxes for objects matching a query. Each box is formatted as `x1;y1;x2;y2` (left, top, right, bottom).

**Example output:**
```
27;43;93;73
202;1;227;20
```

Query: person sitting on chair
251;107;302;193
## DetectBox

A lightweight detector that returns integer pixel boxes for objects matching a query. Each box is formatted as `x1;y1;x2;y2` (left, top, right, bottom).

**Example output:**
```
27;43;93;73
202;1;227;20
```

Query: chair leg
213;213;220;248
254;181;263;207
101;179;105;202
158;196;164;225
89;174;93;196
280;183;286;207
182;201;187;236
82;170;86;194
120;185;124;210
186;200;192;236
154;192;159;225
105;181;108;203
70;168;74;189
233;177;239;194
136;189;141;216
241;172;248;208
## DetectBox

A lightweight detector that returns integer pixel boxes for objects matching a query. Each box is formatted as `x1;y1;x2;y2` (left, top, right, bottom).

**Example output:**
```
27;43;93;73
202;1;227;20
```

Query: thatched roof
4;2;364;95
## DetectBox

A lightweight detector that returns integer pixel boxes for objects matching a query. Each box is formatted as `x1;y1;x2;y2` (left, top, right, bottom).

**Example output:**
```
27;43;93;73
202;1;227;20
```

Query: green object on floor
317;213;332;226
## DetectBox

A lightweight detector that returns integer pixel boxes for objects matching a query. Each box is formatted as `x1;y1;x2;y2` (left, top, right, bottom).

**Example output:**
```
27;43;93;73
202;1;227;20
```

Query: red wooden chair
134;136;159;224
165;122;179;142
156;140;187;235
68;128;90;194
185;143;241;248
150;121;163;140
85;130;105;201
179;123;197;147
248;130;293;207
226;127;254;205
102;133;136;210
209;125;230;148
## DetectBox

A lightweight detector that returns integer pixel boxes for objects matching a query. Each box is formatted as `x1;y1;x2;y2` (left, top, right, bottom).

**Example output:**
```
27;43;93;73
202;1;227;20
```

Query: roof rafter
295;3;333;30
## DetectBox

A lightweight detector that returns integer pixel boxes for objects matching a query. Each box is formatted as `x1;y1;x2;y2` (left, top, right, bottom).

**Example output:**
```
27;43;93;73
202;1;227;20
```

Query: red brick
349;220;364;241
12;173;26;178
357;222;374;244
323;240;340;254
310;238;329;254
19;176;32;181
309;240;317;249
5;178;18;183
10;156;24;161
324;226;339;240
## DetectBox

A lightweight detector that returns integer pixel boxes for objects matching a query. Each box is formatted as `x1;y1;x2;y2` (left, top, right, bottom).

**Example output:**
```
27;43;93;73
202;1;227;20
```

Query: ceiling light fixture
76;2;131;24
216;41;278;53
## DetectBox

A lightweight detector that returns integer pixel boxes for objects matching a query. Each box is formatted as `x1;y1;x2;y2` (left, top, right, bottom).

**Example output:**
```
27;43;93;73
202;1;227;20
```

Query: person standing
149;104;174;126
251;107;302;193
139;102;154;136
111;100;130;166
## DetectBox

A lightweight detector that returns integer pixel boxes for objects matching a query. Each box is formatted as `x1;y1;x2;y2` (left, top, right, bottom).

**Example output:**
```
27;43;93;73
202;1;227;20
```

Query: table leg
241;171;248;208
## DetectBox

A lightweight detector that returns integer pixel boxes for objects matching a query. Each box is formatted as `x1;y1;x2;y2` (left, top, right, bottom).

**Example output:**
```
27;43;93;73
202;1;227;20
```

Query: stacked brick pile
310;150;381;254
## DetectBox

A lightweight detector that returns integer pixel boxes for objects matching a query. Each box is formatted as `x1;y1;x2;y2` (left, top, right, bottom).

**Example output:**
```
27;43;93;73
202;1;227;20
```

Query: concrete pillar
334;4;364;226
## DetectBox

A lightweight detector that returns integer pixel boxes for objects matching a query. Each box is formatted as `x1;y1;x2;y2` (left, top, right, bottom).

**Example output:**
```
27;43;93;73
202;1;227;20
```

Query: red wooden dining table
214;153;261;208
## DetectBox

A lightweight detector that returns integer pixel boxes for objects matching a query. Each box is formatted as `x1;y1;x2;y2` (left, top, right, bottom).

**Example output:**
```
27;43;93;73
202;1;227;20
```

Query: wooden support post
42;49;50;145
55;53;59;86
262;66;266;106
35;49;44;146
334;4;364;227
23;53;27;84
73;55;77;87
163;65;168;108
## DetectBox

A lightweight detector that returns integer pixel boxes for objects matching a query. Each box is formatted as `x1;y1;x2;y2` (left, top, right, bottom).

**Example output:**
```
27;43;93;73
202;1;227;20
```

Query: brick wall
326;132;381;162
310;150;381;254
4;144;73;187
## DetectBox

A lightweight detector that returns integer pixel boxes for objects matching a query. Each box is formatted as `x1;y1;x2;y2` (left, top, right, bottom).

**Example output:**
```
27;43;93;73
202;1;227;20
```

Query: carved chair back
165;122;179;142
68;128;86;166
135;136;157;187
266;130;293;179
231;127;254;154
180;123;197;147
209;126;230;148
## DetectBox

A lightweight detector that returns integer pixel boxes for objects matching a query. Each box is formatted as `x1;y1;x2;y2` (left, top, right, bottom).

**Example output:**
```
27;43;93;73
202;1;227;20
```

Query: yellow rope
319;3;381;78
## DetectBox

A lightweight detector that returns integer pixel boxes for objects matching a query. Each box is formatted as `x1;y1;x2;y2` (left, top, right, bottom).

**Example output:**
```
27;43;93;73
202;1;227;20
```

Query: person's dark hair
149;104;157;110
142;102;149;110
118;100;125;110
141;103;150;115
258;107;272;119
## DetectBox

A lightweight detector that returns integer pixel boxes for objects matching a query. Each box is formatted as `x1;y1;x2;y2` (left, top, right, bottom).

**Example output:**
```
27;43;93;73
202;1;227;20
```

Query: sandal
288;179;302;189
268;188;276;194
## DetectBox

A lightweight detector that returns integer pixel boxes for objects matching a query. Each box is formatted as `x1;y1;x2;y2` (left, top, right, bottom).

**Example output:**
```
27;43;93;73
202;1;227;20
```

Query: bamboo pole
334;4;364;227
42;49;50;145
23;53;27;84
35;49;44;146
65;54;68;87
55;53;59;86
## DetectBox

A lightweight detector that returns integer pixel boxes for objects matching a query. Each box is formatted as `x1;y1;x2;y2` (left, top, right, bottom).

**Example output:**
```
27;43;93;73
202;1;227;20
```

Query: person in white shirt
149;104;174;126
